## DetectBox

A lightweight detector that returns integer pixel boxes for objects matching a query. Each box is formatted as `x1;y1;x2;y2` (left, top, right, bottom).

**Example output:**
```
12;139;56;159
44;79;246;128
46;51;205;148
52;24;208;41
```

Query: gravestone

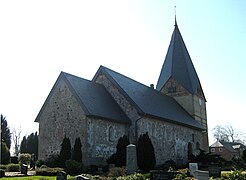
194;170;209;180
189;163;198;177
56;171;67;180
208;166;221;178
20;164;28;175
126;144;138;174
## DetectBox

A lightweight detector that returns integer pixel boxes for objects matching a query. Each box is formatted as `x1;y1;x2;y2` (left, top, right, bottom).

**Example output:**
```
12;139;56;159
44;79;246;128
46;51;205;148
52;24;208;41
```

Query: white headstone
194;170;209;180
126;144;138;174
189;163;198;176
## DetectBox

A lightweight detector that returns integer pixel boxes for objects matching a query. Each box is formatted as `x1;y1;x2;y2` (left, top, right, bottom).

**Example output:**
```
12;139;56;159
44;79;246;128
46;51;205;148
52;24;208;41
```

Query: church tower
156;20;208;149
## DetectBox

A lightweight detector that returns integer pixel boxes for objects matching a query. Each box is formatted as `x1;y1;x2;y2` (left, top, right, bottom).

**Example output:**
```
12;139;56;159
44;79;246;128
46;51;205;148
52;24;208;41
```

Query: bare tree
11;127;22;156
212;123;245;143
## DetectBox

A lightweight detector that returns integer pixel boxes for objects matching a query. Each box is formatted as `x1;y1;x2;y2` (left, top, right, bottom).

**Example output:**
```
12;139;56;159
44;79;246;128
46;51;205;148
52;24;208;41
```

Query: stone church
35;20;208;166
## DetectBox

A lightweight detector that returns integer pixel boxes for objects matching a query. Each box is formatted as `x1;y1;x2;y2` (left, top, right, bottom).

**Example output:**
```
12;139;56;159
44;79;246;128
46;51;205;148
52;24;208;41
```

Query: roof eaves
143;113;205;131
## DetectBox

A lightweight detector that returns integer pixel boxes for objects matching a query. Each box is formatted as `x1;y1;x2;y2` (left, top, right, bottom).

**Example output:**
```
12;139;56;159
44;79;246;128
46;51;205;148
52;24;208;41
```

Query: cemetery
1;137;246;180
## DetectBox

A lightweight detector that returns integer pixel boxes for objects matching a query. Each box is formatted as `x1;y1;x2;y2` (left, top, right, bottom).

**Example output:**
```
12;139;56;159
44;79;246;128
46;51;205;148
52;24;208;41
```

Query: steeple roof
156;22;204;96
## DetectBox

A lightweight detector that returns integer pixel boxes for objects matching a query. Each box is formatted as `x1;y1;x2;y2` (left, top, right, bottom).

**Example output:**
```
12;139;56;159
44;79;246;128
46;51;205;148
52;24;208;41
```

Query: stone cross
126;144;138;174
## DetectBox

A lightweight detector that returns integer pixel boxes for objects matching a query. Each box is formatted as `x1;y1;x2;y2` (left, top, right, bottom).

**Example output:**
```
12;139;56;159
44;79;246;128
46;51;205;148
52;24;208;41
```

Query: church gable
93;66;204;130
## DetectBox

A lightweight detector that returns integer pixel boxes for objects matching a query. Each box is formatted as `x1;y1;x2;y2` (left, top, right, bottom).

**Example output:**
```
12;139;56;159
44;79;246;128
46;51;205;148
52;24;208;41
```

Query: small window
219;148;223;152
211;148;215;152
108;126;114;142
196;142;200;150
192;134;195;142
168;87;176;93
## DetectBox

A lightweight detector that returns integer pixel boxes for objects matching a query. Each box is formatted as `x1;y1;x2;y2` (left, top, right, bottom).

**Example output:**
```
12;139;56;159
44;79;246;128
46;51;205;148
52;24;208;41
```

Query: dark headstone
209;166;221;178
56;171;67;180
0;169;5;177
150;170;174;180
20;164;28;175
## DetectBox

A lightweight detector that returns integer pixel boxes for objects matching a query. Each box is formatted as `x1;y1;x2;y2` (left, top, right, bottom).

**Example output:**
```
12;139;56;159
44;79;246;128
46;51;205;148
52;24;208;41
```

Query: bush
137;132;156;172
65;160;83;175
35;160;45;168
44;154;61;168
0;165;7;170
107;135;129;167
36;167;64;176
1;142;10;164
108;167;126;177
6;163;20;172
117;173;146;180
222;169;246;180
18;153;32;165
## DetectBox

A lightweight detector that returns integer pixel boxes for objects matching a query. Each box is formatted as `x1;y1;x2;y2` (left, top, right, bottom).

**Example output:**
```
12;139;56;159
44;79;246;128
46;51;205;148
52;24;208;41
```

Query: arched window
188;142;193;160
108;126;114;142
196;142;200;150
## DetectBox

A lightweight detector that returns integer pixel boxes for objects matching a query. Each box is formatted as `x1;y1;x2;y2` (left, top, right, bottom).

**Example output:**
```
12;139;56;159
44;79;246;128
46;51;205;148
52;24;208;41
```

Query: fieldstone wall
38;79;88;162
86;117;127;165
94;73;141;143
137;117;203;165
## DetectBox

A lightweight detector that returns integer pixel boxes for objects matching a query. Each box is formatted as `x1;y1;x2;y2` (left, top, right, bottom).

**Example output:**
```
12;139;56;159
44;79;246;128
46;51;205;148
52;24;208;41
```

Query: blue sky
0;0;246;146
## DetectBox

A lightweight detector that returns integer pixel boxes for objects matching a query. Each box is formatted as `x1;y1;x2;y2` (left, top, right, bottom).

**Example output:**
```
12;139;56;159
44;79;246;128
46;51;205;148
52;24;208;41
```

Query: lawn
1;176;56;180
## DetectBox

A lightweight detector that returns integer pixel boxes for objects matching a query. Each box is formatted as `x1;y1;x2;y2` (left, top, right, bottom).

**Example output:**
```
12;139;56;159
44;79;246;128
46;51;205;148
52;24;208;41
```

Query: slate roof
156;23;205;98
35;72;130;124
210;140;246;152
93;66;205;130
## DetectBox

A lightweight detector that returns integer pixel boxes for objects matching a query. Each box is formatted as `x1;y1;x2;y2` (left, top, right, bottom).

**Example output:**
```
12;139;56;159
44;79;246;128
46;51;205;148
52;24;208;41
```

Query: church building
35;20;208;166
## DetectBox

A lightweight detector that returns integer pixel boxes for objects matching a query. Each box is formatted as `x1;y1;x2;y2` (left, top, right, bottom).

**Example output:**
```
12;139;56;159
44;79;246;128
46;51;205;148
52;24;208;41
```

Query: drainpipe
134;116;144;144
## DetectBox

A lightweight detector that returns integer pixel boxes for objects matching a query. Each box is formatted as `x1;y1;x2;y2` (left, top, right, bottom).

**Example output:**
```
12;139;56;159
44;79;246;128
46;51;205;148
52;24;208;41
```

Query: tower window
168;86;176;93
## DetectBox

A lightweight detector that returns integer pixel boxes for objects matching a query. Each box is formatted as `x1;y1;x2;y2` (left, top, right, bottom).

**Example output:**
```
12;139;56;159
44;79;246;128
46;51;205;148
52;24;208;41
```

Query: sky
0;0;246;148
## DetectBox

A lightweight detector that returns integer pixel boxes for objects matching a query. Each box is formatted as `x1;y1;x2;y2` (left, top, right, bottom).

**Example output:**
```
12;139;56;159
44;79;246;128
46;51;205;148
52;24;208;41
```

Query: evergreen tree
33;132;38;158
20;132;38;157
60;136;71;166
20;136;27;153
107;135;129;167
115;135;129;167
72;137;82;162
1;142;10;164
1;114;11;149
26;133;35;154
137;132;156;172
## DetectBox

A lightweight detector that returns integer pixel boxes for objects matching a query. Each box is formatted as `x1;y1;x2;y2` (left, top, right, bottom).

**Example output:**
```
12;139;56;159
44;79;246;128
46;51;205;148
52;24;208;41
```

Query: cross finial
174;6;177;26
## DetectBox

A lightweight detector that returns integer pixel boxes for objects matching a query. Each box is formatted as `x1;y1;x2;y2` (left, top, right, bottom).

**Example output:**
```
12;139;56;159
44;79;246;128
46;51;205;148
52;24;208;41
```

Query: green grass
1;176;56;180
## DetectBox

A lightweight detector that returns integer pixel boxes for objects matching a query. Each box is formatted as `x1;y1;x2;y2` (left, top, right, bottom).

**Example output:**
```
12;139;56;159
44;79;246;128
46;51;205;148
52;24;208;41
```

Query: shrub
18;153;32;165
60;136;71;167
65;160;83;175
6;163;20;172
224;169;246;180
36;167;64;176
35;160;45;168
117;173;146;180
1;142;10;164
72;137;82;162
44;154;61;168
107;135;129;167
108;167;126;177
137;132;156;172
0;165;7;170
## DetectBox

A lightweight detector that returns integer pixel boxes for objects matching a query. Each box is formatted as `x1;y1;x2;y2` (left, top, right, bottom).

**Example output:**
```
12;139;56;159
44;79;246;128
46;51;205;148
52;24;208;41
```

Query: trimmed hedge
36;167;64;176
7;163;20;172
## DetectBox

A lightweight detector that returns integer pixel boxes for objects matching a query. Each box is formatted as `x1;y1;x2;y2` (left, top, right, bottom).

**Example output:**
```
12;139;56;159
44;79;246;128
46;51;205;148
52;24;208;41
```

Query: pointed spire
174;6;177;27
156;20;205;99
